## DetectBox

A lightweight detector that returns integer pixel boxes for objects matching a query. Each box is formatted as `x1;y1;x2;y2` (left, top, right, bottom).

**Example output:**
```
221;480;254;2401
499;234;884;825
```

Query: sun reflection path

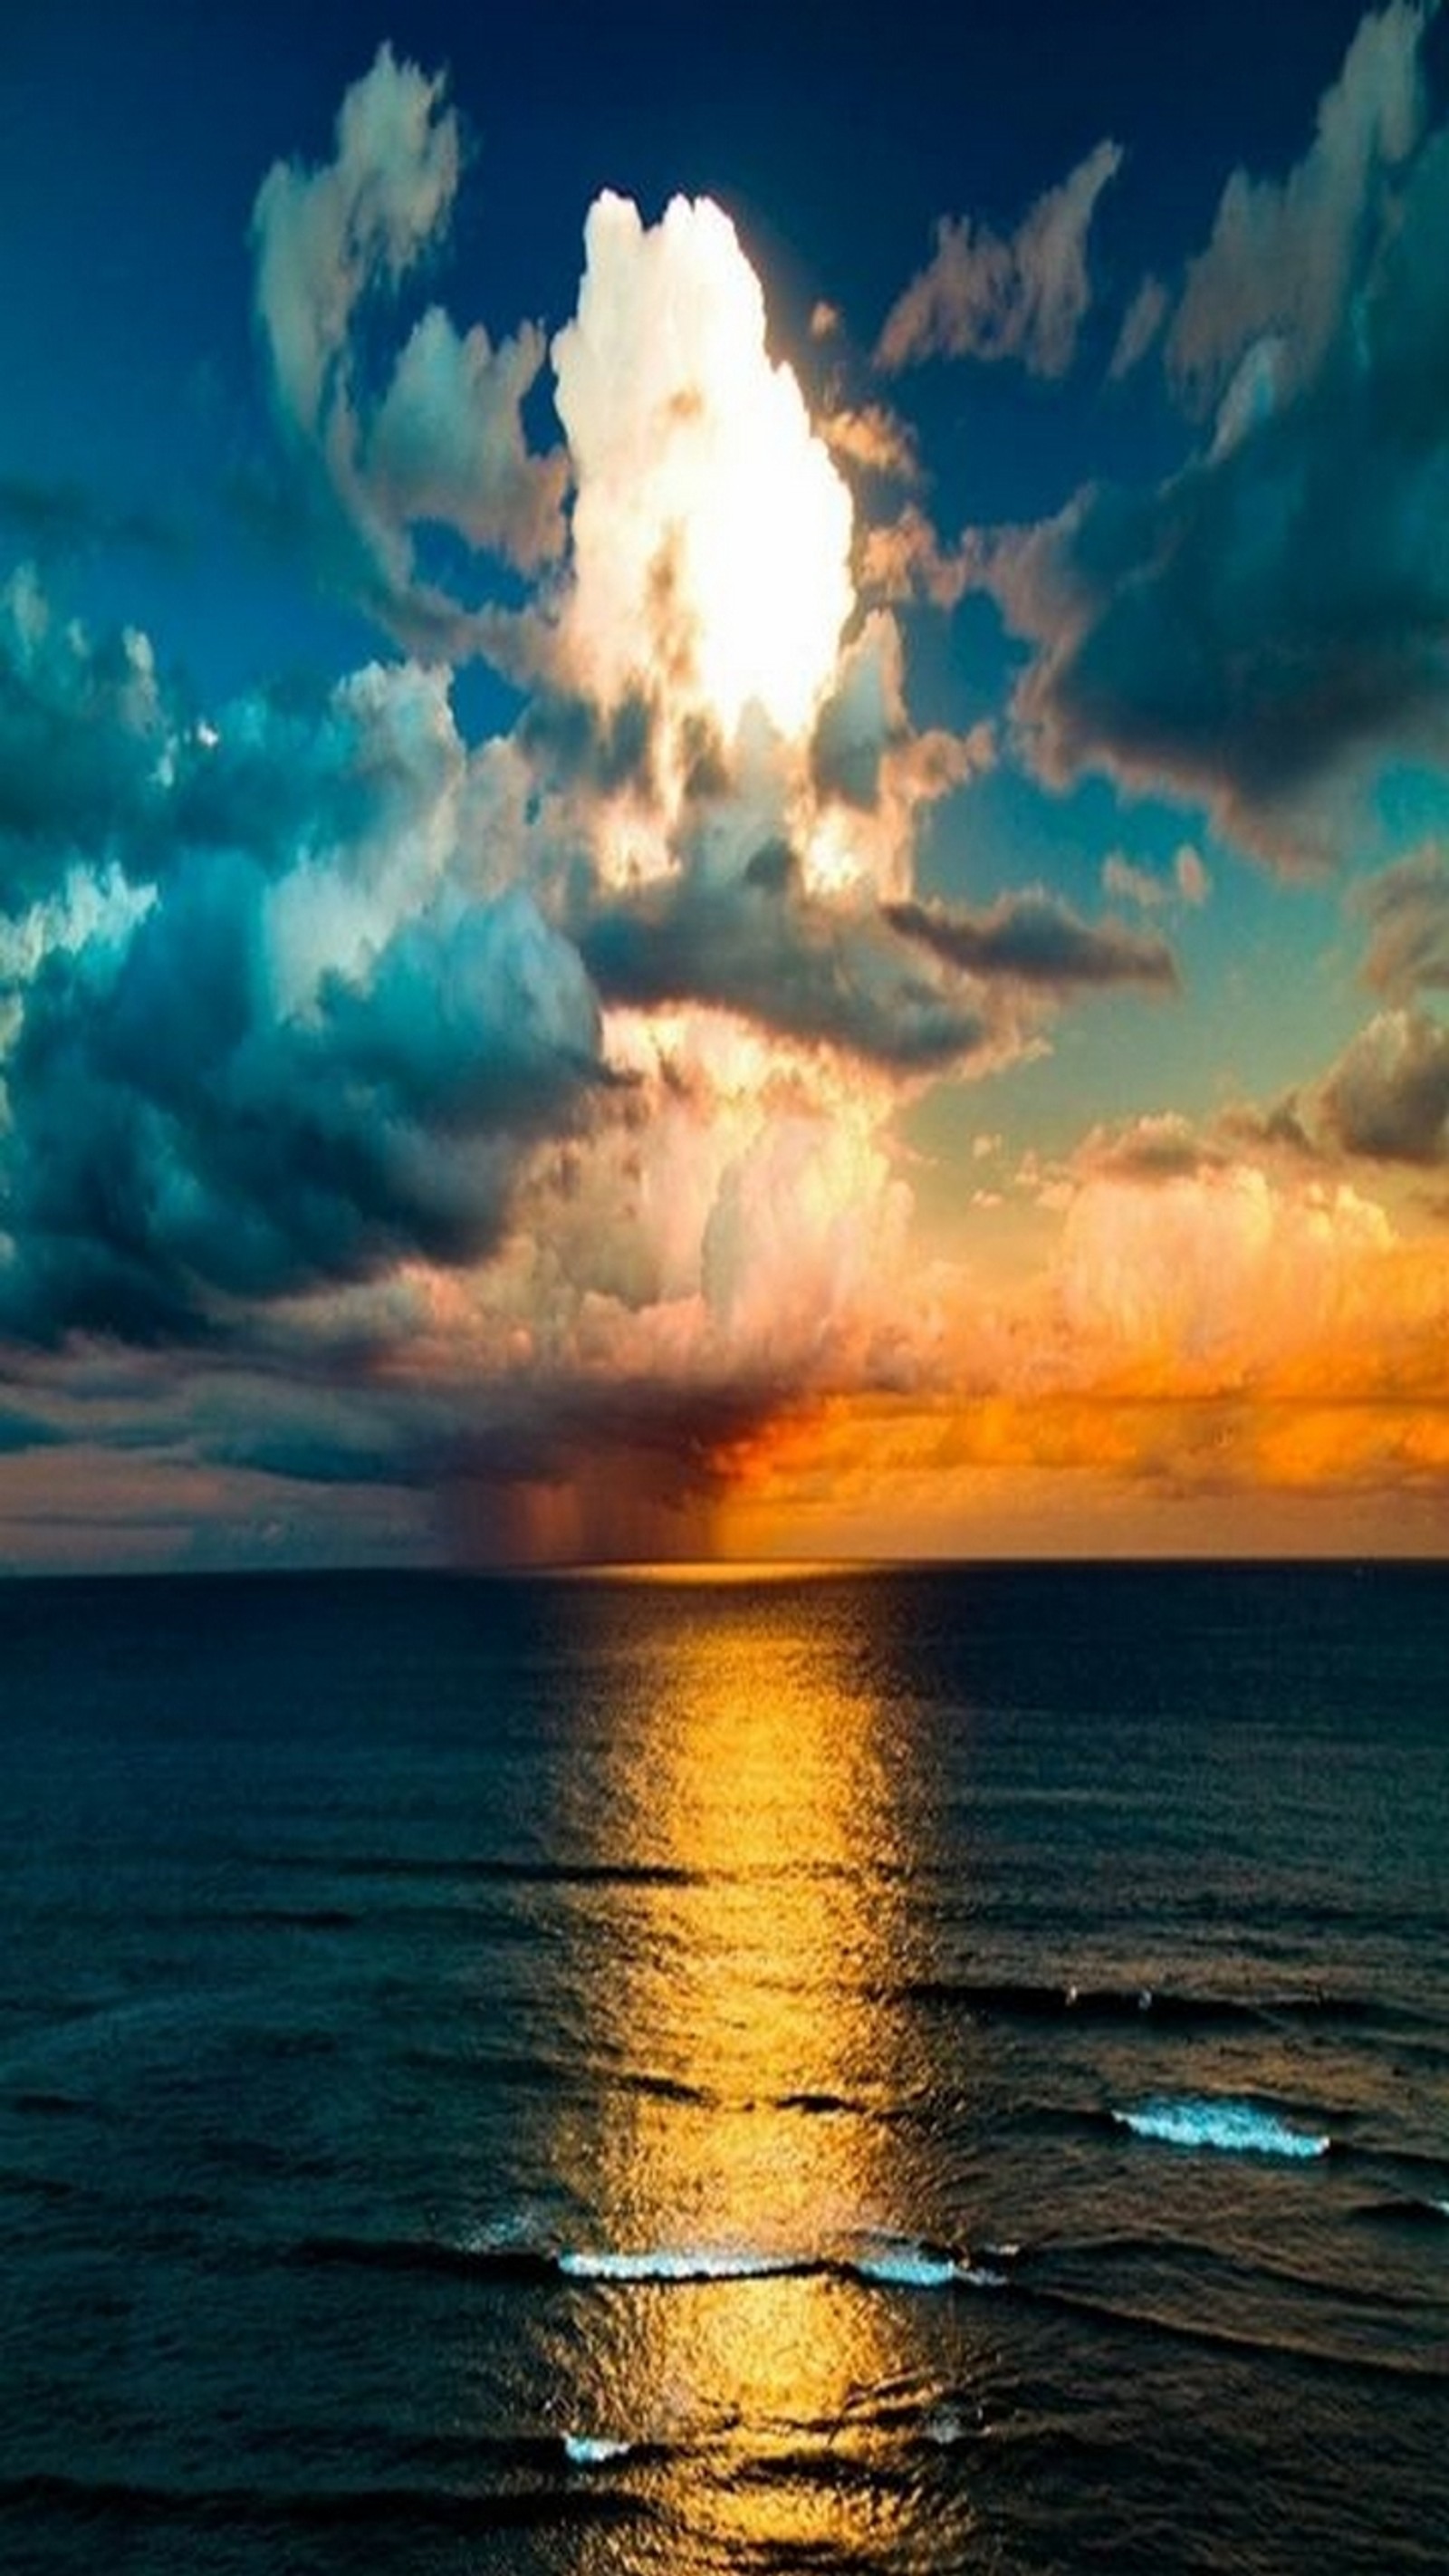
553;1577;980;2565
600;1583;915;2228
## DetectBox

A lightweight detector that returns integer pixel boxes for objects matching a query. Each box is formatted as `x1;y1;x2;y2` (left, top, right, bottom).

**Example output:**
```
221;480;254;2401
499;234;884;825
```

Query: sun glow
552;189;854;748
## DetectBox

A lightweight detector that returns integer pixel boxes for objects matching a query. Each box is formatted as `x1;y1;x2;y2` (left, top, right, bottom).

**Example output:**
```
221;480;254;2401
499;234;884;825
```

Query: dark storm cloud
985;5;1449;870
0;843;604;1344
578;864;997;1072
884;890;1177;995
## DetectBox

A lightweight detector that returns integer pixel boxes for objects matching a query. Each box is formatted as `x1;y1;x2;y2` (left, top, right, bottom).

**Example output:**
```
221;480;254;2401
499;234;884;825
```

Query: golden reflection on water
569;1581;950;2562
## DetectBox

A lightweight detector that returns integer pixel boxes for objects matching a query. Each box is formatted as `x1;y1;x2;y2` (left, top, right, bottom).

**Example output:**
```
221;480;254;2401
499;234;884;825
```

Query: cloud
1101;844;1210;909
0;634;606;1344
1314;1007;1449;1165
14;48;1358;1566
1057;1153;1396;1376
884;889;1178;995
1166;1;1427;414
1225;851;1449;1174
1175;845;1210;907
550;188;853;745
251;44;564;651
0;564;174;908
820;403;921;483
1358;845;1449;998
368;304;569;570
858;504;986;611
877;140;1122;377
578;870;998;1072
0;168;1007;1391
984;6;1449;869
0;860;603;1344
718;1120;1449;1552
1070;1111;1231;1186
1108;275;1168;381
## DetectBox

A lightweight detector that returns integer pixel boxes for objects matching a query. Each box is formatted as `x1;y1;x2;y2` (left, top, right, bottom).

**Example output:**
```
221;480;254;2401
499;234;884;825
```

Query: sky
3;0;1449;1567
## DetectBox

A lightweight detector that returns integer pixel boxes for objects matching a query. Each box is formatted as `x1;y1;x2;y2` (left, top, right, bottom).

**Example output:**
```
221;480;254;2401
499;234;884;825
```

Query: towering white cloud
552;190;853;747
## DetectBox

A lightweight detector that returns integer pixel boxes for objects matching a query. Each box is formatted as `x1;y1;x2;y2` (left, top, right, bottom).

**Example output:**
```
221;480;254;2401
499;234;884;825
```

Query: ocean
0;1561;1445;2573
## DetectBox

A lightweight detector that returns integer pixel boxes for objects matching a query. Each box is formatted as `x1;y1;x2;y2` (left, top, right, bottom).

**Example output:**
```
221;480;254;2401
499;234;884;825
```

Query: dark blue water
1;1562;1446;2573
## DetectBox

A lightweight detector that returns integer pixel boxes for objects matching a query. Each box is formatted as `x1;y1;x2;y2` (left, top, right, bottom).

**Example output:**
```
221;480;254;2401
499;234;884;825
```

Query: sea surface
0;1561;1446;2574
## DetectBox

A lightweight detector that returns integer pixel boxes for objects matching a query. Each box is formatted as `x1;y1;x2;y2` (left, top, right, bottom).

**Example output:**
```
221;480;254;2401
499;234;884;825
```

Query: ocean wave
1112;2097;1331;2158
849;2237;1009;2290
558;2245;807;2283
286;2234;558;2282
897;1977;1373;2029
561;2434;634;2467
1027;2282;1449;2386
1354;2194;1449;2226
285;2225;1018;2295
0;2468;645;2533
561;2235;1012;2292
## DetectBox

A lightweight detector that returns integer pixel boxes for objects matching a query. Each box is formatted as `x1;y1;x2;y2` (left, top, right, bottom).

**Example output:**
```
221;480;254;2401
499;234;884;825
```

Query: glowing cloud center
552;191;854;745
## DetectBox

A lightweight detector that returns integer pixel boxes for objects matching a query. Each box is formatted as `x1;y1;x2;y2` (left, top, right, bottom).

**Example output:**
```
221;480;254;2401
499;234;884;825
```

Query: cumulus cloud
550;188;853;746
368;305;568;569
877;140;1122;377
0;565;173;907
1058;1153;1395;1374
251;45;565;649
984;5;1449;870
1315;1008;1449;1165
1223;847;1449;1176
0;827;604;1345
0;134;1060;1401
719;1115;1449;1552
1070;1112;1231;1187
0;601;618;1348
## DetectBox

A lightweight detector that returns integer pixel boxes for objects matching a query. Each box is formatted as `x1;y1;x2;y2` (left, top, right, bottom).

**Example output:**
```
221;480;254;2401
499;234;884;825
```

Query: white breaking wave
1114;2097;1330;2158
558;2245;800;2283
849;2240;1006;2290
852;2247;959;2287
554;2236;1009;2289
562;2432;633;2466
